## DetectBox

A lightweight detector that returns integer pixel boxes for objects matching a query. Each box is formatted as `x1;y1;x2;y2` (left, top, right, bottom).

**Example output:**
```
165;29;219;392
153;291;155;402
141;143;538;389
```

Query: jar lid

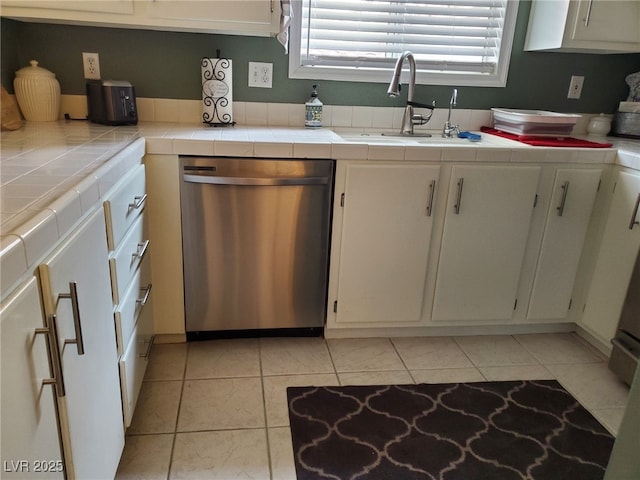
15;60;56;79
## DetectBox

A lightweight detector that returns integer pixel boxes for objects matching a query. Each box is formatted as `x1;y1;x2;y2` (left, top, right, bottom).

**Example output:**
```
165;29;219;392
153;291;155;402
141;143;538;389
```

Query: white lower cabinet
580;169;640;344
104;163;153;429
1;278;64;479
334;163;441;325
37;207;124;480
432;165;541;322
527;168;602;320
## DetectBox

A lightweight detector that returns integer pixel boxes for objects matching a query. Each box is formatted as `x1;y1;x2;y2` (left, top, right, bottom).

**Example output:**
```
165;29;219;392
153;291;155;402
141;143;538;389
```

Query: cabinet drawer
119;307;154;428
109;214;149;304
104;165;146;251
114;257;152;356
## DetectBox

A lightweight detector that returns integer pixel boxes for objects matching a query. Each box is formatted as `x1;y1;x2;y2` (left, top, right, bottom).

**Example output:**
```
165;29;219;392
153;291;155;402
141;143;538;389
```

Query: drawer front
104;164;146;251
109;214;149;304
114;256;152;356
119;308;154;427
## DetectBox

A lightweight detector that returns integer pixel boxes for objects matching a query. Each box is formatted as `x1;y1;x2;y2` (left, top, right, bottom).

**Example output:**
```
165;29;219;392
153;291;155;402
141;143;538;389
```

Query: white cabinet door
145;0;279;34
1;278;64;479
38;208;124;480
528;168;602;320
336;164;440;325
1;0;134;14
432;165;540;322
571;0;640;44
581;170;640;343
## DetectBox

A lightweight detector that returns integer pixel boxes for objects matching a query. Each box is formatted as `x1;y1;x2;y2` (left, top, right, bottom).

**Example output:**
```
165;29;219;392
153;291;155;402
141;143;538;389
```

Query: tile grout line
451;336;490;382
258;339;276;480
165;342;190;480
387;337;418;384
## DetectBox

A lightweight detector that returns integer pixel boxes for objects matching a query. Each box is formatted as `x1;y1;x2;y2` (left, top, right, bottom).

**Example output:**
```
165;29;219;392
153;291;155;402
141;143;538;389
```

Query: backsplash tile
56;95;594;135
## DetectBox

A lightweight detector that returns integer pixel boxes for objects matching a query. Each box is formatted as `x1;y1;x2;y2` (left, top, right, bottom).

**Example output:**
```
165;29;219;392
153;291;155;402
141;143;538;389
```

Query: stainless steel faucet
442;88;460;138
387;51;435;136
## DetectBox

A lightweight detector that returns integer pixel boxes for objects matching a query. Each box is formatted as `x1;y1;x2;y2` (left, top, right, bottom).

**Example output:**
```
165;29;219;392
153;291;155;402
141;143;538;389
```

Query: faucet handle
407;100;436;110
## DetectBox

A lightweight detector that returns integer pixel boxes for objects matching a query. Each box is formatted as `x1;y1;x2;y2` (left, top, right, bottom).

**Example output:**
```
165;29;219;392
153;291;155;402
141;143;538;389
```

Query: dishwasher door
180;157;334;336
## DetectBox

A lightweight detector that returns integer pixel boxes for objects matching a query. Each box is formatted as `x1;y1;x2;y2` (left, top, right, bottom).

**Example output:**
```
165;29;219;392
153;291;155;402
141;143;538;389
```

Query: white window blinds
298;0;513;78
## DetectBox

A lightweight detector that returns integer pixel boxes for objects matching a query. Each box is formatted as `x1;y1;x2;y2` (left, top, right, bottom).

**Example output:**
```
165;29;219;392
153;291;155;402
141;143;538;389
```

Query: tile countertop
1;121;639;297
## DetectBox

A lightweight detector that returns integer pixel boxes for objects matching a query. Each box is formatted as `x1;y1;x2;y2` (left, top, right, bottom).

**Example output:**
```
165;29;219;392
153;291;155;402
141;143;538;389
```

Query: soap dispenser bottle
305;84;323;128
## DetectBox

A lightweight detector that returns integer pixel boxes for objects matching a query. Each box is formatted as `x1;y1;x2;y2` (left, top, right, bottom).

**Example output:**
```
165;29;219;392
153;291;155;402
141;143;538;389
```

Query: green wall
2;1;639;113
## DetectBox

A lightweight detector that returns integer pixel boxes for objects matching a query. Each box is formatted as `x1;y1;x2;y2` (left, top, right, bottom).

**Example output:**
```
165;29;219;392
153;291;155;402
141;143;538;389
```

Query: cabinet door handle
629;193;640;230
139;335;155;359
583;0;593;26
454;178;464;214
557;181;570;217
132;240;150;260
128;194;147;210
426;180;436;217
35;314;66;397
59;282;85;356
136;283;152;306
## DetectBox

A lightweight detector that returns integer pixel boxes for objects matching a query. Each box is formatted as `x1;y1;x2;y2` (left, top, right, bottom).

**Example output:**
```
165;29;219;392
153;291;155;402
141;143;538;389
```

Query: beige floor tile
454;335;538;367
410;367;485;384
263;373;338;427
127;381;182;434
171;430;270;480
260;337;334;375
514;333;603;364
592;407;626;436
327;338;405;372
185;338;260;379
338;370;414;386
268;427;297;480
178;377;264;431
479;365;555;381
391;336;473;370
546;363;630;411
115;434;173;479
144;343;188;381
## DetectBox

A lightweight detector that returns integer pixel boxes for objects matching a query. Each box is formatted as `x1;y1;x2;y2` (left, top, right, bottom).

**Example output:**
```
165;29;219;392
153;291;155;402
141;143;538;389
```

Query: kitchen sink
337;132;486;145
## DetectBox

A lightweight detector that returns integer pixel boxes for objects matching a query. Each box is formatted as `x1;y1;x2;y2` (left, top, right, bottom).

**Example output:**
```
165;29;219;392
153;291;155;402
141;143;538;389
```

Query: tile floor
115;333;630;480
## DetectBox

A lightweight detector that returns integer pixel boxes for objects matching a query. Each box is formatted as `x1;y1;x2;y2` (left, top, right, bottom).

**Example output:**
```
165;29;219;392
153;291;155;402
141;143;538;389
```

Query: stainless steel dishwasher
180;156;334;339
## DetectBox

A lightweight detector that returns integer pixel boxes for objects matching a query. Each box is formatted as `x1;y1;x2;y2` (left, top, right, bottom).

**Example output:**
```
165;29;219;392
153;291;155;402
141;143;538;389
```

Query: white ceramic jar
587;114;612;136
13;60;61;122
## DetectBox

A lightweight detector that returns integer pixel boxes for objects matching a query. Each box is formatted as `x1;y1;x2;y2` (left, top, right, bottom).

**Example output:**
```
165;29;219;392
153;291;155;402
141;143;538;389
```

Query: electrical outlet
248;62;273;88
82;52;101;80
567;75;584;99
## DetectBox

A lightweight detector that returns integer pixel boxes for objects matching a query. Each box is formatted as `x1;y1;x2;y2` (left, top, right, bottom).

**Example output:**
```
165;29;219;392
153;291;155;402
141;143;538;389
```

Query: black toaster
87;80;138;125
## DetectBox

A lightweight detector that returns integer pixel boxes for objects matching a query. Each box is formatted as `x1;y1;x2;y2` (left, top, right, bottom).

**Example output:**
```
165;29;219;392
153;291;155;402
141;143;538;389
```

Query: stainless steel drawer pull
132;240;150;260
454;178;464;214
128;194;147;210
426;180;436;217
629;193;640;230
583;0;593;26
58;282;85;356
136;284;152;306
35;314;66;397
557;181;570;217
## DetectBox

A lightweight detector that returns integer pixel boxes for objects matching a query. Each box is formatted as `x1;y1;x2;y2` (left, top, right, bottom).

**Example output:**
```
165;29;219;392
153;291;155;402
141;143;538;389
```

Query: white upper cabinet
527;168;602;321
432;165;541;323
334;163;441;326
525;0;640;53
1;0;280;36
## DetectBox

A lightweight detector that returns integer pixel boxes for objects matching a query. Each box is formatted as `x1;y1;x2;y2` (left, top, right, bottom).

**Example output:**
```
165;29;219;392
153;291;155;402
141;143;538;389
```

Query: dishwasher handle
183;174;329;186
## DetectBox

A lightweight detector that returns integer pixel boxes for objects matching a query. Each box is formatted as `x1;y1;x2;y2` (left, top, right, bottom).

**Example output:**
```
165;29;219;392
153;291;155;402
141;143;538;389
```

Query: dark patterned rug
287;380;614;480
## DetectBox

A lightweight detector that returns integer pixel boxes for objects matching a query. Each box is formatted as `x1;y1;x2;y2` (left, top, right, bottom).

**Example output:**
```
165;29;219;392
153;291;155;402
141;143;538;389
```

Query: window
288;0;519;87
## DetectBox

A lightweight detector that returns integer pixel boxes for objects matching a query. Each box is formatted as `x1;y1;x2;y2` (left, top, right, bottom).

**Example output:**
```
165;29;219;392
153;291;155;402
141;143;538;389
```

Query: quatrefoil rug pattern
287;380;614;480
